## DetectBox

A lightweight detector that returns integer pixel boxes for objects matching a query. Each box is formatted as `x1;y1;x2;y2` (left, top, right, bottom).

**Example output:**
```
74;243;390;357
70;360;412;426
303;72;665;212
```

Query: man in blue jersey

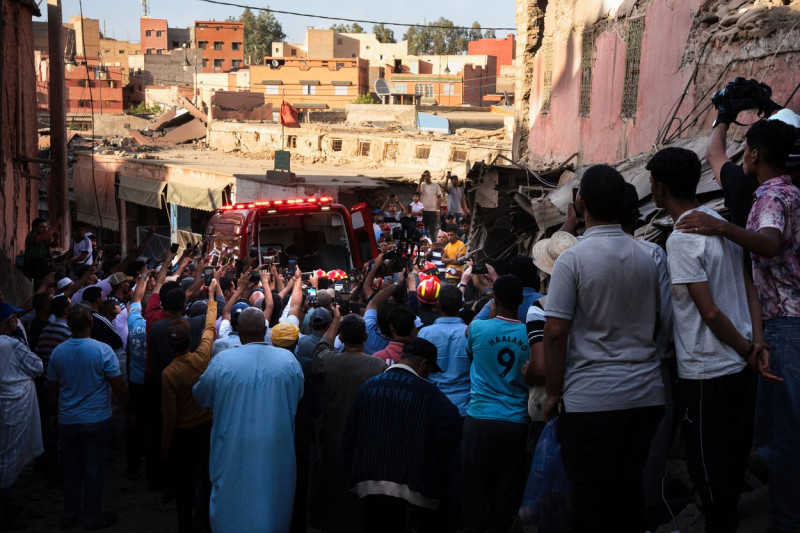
461;275;530;533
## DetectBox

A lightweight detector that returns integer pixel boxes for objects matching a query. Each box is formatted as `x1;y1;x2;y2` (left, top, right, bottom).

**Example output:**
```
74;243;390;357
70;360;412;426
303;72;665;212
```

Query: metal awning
165;174;232;212
118;174;166;209
299;80;320;85
331;80;351;86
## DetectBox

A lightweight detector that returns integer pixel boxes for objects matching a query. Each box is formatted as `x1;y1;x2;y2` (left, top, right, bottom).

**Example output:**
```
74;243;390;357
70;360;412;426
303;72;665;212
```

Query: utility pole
47;0;70;244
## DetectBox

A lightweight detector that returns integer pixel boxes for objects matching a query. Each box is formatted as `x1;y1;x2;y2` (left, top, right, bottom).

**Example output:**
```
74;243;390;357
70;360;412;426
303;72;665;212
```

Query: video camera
383;216;424;273
712;77;779;117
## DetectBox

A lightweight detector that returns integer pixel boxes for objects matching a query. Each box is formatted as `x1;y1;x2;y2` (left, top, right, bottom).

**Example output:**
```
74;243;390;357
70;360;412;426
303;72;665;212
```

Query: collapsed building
465;0;800;265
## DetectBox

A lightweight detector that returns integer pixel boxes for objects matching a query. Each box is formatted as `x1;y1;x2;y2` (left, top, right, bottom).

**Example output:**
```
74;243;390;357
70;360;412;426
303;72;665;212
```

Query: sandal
60;516;78;529
83;512;117;531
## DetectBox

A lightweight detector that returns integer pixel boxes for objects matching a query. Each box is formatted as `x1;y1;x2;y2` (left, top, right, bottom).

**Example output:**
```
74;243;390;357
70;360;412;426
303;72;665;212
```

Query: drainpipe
47;0;70;243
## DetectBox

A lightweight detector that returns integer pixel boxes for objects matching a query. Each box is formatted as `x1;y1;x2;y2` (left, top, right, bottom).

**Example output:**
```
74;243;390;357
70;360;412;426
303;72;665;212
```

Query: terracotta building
250;57;368;111
140;18;168;55
35;54;125;114
468;34;515;78
1;0;42;302
195;20;244;72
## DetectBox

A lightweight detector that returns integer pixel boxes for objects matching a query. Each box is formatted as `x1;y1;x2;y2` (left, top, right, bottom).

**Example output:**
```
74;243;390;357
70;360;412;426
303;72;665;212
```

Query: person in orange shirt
441;225;466;284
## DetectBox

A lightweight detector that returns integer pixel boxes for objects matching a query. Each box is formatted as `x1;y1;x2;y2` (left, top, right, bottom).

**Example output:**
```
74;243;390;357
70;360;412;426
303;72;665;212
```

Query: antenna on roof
141;0;150;18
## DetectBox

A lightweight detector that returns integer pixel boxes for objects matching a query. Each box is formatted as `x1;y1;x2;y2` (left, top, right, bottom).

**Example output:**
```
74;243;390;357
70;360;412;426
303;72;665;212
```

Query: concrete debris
129;100;208;147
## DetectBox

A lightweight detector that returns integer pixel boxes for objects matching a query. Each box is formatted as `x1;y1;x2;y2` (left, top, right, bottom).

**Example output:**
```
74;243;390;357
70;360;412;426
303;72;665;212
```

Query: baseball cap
270;322;300;347
230;301;250;329
400;338;442;373
0;302;23;322
316;289;334;309
310;308;333;328
108;272;133;287
56;277;74;291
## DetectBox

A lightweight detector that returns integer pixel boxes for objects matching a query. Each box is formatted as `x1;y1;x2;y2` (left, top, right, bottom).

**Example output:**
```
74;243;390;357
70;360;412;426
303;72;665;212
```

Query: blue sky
44;0;517;45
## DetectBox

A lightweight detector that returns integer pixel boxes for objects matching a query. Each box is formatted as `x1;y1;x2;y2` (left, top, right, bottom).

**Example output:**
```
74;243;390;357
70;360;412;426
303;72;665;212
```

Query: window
303;85;316;95
214;58;223;70
337;38;343;44
232;42;241;50
198;41;208;50
287;135;297;148
146;48;153;55
383;143;398;160
331;138;343;152
335;85;348;96
156;49;162;55
541;39;553;114
145;30;152;37
274;46;280;54
118;49;124;54
415;145;431;160
232;60;242;69
76;79;90;88
104;100;114;108
78;99;91;107
579;29;594;117
621;18;644;118
351;54;356;58
156;30;162;37
357;141;371;157
291;49;297;56
214;42;223;50
202;58;209;68
451;149;468;163
265;84;279;95
104;49;110;54
172;41;180;48
394;82;407;94
366;45;370;50
443;83;455;96
335;62;344;70
425;84;433;98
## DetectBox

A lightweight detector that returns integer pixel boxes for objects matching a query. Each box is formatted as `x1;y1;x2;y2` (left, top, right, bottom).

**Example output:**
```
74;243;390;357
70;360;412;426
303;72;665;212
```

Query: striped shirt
34;318;71;372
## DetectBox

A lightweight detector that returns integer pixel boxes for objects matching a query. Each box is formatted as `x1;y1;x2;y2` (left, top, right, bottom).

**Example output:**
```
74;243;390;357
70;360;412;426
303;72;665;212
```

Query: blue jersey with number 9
466;317;529;423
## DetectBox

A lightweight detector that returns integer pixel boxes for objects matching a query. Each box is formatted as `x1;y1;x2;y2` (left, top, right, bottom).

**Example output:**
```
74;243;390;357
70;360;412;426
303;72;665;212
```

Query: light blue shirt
127;303;147;385
212;333;241;357
364;309;391;355
47;337;120;425
419;317;470;416
474;287;543;322
466;317;529;424
193;343;304;533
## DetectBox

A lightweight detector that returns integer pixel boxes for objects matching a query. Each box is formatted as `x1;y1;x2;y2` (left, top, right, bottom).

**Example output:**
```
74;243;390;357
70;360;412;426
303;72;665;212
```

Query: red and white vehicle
204;196;378;271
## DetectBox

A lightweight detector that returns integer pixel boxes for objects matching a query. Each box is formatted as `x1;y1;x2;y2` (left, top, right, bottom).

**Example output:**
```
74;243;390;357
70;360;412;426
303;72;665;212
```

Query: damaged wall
207;121;510;178
518;0;800;167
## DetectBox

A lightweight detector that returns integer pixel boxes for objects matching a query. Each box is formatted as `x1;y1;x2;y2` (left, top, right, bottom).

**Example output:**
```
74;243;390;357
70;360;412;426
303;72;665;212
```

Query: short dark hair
445;225;459;233
125;260;146;278
493;275;523;310
166;319;191;352
377;302;397;337
617;183;640;228
219;276;235;293
438;284;462;316
67;305;93;331
389;305;416;338
645;147;701;200
82;286;103;305
580;164;627;222
33;292;51;311
509;256;538;290
50;295;70;317
159;281;180;301
162;287;187;312
32;218;46;229
745;119;797;169
339;314;366;346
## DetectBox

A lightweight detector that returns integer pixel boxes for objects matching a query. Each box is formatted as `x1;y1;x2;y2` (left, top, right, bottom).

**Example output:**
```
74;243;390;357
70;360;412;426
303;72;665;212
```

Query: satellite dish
271;59;280;67
374;78;394;96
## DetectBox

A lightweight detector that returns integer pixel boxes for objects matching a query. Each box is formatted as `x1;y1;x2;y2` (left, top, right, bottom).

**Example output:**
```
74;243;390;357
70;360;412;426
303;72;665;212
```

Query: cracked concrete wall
516;0;800;167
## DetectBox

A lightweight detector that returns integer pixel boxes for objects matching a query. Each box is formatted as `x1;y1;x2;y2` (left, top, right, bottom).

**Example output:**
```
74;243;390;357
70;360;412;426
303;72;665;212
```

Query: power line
196;0;516;31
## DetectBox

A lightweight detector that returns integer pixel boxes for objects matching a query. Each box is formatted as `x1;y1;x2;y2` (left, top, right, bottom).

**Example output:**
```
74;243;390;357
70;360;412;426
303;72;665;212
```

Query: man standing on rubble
418;170;442;239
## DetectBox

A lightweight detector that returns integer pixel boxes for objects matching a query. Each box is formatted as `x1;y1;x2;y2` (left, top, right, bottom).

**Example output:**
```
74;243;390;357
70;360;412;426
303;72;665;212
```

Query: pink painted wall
527;0;705;165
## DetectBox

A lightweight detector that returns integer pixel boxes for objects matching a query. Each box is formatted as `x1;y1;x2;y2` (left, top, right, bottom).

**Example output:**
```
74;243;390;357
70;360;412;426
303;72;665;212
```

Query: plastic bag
518;417;572;531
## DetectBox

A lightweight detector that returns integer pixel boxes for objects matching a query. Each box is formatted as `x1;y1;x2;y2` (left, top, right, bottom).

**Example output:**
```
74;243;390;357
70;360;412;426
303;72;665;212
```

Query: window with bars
415;83;424;95
541;39;553;114
579;30;594;117
451;149;468;163
383;143;398;160
425;84;434;98
331;138;343;152
621;18;644;118
415;145;431;160
357;141;371;157
214;41;223;50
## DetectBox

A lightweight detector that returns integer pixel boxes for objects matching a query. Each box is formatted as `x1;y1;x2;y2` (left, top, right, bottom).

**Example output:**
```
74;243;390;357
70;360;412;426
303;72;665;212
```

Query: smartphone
333;283;344;292
301;272;311;282
170;243;179;254
308;287;317;298
288;259;297;273
249;271;261;283
203;266;214;286
249;246;259;259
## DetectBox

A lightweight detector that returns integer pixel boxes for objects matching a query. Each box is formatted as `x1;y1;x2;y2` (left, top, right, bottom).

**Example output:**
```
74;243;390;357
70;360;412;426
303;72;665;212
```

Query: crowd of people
0;102;798;533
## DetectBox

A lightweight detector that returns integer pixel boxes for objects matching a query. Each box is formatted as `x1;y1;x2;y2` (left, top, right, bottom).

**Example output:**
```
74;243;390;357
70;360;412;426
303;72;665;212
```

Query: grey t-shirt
447;186;465;214
667;206;749;380
545;225;665;413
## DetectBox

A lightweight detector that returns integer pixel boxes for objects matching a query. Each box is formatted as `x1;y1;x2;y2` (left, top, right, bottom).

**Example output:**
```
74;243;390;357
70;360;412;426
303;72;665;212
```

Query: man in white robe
193;307;304;533
0;303;43;526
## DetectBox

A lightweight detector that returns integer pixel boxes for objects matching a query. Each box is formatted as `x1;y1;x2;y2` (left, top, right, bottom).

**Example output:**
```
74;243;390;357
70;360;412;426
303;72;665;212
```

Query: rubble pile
129;97;208;147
